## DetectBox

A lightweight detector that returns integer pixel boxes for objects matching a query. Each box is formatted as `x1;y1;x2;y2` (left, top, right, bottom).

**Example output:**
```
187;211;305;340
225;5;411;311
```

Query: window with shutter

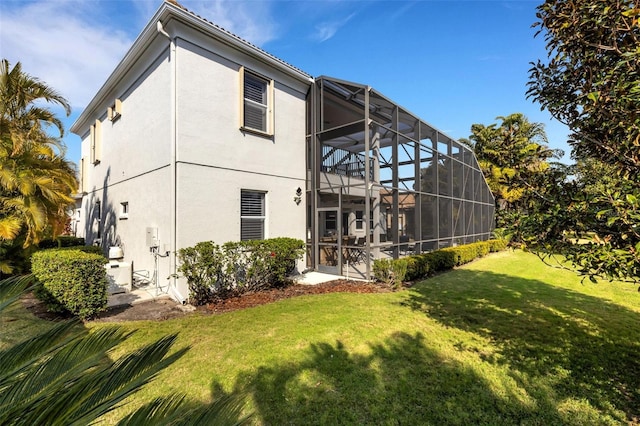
241;69;272;135
90;119;102;164
355;211;364;230
241;190;265;241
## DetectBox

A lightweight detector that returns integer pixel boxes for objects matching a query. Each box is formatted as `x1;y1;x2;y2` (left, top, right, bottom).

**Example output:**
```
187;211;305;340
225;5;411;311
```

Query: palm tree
463;113;562;206
461;113;565;237
0;59;78;271
0;59;70;155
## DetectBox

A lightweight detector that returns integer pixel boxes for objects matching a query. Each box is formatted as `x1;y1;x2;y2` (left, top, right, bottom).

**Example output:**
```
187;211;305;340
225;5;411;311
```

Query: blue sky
0;0;570;167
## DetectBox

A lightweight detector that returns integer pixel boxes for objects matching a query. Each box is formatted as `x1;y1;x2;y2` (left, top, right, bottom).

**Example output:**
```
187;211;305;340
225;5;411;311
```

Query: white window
90;119;102;164
79;157;86;193
94;200;102;239
108;98;122;121
240;68;273;135
355;211;364;230
119;202;129;220
241;190;265;241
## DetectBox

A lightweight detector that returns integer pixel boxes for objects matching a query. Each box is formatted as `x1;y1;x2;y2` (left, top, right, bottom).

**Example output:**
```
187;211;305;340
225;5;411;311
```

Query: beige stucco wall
76;14;310;303
172;35;308;281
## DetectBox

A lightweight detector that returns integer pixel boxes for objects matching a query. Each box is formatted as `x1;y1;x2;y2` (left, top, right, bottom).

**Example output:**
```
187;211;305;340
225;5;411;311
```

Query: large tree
461;113;564;234
526;0;640;281
0;60;78;273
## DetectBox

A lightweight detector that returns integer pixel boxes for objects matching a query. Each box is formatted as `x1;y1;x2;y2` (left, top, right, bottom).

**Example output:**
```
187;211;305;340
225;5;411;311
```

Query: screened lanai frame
306;76;495;278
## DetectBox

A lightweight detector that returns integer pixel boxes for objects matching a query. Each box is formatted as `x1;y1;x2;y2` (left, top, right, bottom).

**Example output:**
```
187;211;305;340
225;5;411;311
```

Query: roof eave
70;5;167;135
71;1;313;135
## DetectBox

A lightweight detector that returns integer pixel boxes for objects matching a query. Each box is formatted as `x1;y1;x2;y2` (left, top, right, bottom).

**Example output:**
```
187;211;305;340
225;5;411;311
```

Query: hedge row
51;245;104;255
374;239;507;286
38;236;86;249
31;249;108;319
178;237;305;305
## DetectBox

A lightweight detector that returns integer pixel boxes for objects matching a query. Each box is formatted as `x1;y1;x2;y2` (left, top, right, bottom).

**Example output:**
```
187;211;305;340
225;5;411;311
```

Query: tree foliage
0;59;78;274
528;0;640;175
461;113;564;234
525;0;640;282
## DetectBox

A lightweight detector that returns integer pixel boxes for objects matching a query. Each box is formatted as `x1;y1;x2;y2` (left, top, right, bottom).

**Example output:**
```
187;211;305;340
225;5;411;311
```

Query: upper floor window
79;158;86;193
241;68;273;135
119;201;129;220
108;98;122;122
90;119;102;165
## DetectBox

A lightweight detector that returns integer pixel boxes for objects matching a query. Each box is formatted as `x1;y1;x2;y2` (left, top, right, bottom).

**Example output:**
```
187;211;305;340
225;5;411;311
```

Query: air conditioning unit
105;261;133;294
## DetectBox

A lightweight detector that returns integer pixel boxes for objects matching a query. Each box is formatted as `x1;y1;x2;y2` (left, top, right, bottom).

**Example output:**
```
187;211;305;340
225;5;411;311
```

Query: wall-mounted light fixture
294;187;302;205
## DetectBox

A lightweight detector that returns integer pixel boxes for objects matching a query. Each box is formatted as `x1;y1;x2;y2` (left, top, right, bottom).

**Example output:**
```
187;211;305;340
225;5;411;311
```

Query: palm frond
0;216;22;241
69;335;190;424
114;393;252;426
0;272;250;425
0;274;35;312
0;320;83;388
114;394;187;425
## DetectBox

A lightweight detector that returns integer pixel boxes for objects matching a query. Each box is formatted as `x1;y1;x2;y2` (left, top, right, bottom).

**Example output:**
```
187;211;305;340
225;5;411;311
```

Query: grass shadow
198;267;640;424
401;269;640;424
214;332;573;425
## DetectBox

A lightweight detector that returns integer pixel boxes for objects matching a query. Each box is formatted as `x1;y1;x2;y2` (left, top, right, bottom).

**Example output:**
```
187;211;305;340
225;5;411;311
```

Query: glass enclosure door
317;209;340;274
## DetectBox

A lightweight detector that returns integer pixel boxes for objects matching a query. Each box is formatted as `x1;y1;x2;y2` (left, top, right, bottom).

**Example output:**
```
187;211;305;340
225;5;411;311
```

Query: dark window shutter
241;191;265;240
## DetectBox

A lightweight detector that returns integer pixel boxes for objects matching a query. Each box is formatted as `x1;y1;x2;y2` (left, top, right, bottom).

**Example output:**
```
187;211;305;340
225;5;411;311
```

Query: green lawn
3;250;640;424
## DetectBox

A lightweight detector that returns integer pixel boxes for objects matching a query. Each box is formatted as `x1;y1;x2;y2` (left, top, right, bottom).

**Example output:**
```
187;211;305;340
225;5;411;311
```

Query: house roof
166;0;310;79
71;0;313;135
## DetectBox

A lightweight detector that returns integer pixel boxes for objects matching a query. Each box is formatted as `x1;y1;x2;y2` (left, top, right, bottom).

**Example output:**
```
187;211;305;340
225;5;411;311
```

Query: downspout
364;87;371;279
157;21;186;304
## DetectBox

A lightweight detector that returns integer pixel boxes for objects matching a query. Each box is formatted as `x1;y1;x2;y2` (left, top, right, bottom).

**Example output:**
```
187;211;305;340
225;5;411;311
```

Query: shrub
373;239;507;285
38;236;85;249
373;258;408;289
38;235;84;249
261;237;306;278
178;238;305;305
31;249;108;319
489;239;508;252
424;250;457;271
404;255;430;281
222;241;274;293
47;245;104;255
177;241;225;305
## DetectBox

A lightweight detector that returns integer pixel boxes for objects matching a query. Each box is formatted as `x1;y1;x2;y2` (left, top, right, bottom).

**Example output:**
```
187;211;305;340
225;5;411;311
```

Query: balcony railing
321;145;373;180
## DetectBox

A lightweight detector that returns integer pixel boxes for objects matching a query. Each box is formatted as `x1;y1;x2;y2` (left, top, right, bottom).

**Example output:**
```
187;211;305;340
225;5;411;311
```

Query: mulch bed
20;280;395;322
200;280;393;314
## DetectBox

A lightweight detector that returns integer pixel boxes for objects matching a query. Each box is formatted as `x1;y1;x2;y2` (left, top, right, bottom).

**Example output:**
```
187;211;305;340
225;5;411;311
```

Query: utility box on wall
146;227;158;248
105;261;133;294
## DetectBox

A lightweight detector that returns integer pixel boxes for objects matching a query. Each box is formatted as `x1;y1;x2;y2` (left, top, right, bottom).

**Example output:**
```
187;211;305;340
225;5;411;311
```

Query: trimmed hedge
377;239;507;284
38;236;85;249
31;249;108;319
51;245;104;255
178;237;305;305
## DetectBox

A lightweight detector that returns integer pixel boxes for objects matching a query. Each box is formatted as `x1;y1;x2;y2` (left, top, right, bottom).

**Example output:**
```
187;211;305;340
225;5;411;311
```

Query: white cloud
0;0;283;112
0;1;132;109
388;2;416;22
313;12;356;42
187;0;278;46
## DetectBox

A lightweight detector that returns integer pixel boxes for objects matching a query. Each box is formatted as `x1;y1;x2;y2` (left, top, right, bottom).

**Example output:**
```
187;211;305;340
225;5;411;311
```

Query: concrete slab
291;271;344;285
107;286;170;308
291;271;369;285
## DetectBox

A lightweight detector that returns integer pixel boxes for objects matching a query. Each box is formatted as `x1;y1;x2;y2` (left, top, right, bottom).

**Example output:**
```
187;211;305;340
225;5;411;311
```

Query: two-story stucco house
72;0;495;303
